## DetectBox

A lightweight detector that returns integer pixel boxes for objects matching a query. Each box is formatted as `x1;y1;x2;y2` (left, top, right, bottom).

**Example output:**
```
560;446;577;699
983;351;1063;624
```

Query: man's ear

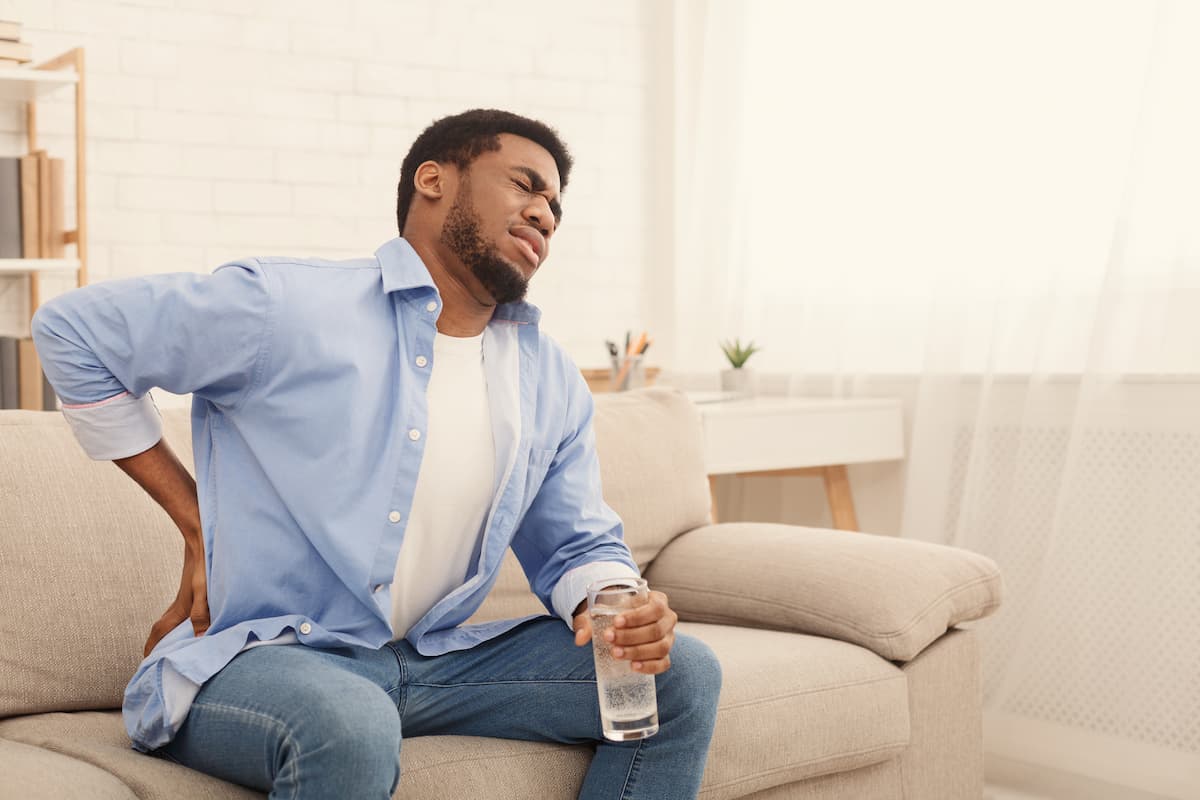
414;160;447;201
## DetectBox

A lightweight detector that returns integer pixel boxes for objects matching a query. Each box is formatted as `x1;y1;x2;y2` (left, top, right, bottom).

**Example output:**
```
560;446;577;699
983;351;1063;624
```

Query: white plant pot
720;368;754;396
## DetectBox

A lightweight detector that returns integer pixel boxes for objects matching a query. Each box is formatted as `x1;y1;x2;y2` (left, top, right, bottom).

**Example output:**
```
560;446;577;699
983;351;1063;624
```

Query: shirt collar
376;237;436;293
375;237;542;326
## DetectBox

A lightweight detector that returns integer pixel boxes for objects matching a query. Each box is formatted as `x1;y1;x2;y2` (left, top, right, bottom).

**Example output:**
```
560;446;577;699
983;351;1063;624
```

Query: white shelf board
0;69;79;102
0;258;80;276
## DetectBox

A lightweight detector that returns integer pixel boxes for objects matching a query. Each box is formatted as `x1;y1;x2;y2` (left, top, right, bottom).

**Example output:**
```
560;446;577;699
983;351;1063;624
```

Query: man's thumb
573;617;591;647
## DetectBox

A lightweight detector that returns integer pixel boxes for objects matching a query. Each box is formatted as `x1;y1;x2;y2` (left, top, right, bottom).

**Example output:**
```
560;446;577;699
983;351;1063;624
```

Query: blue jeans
154;617;722;799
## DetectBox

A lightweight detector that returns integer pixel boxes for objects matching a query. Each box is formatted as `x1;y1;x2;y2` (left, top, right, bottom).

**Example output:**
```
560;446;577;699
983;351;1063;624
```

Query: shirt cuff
550;561;642;629
61;391;163;461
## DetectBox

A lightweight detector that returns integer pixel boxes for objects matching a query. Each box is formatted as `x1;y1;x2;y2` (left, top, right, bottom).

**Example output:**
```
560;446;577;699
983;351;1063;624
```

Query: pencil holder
610;355;646;392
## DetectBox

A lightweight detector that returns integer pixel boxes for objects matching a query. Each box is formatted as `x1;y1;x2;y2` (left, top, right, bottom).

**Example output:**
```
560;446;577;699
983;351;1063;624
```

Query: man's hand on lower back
143;536;209;656
572;589;679;675
112;439;211;657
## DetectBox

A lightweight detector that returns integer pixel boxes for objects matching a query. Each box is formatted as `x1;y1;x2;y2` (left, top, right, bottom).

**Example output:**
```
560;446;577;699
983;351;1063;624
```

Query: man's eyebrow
513;166;562;222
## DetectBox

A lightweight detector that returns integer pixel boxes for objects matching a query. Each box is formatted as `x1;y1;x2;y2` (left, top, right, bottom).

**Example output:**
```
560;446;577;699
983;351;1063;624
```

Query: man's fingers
190;605;210;637
611;633;674;663
190;559;210;636
607;619;671;646
614;591;671;628
144;609;185;657
631;653;672;675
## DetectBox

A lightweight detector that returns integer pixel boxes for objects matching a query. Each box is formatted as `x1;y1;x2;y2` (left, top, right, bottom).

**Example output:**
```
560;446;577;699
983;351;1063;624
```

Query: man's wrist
551;561;642;628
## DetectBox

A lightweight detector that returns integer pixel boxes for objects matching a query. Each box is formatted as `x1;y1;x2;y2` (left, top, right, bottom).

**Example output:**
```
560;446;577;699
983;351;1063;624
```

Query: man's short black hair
396;108;573;233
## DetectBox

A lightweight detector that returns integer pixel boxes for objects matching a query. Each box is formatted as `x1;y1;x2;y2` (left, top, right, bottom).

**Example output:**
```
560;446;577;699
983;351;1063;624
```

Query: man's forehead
492;134;561;190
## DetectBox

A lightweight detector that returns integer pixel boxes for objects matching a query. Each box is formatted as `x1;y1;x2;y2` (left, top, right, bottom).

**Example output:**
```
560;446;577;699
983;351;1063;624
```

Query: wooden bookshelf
0;48;87;410
0;257;79;276
5;48;87;298
0;68;78;103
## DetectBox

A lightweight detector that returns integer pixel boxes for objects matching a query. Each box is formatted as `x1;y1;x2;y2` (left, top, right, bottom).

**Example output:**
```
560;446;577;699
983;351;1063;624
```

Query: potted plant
719;338;760;395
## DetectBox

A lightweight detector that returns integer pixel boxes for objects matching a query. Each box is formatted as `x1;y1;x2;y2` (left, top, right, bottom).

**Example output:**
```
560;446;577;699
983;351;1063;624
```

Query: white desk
694;396;905;530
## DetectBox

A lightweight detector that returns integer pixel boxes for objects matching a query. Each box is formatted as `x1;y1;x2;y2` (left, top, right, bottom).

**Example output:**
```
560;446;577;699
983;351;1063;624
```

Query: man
32;109;721;799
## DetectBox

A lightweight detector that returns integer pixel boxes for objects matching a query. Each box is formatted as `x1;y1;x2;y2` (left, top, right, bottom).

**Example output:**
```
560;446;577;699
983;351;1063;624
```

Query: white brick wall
0;0;659;369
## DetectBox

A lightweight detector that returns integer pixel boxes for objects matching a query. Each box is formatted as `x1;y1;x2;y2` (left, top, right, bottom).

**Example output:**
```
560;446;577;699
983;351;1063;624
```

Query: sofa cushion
0;736;138;800
0;408;196;718
680;622;909;799
0;623;908;800
0;710;590;800
646;523;1003;662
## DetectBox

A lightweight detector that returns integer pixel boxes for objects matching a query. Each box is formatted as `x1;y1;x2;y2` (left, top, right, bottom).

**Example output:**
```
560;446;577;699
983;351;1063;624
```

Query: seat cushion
0;624;909;800
0;710;589;800
681;622;910;799
0;736;138;800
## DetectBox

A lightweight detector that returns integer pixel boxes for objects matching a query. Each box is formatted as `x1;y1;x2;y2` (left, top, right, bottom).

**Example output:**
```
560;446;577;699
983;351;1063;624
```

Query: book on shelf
19;152;38;255
0;335;55;410
0;19;22;42
0;156;20;257
0;150;65;410
0;335;16;409
47;157;64;257
17;336;41;408
42;367;56;409
0;40;31;63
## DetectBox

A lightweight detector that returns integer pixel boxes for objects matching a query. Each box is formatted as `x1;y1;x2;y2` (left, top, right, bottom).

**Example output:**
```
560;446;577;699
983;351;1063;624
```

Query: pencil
613;331;648;389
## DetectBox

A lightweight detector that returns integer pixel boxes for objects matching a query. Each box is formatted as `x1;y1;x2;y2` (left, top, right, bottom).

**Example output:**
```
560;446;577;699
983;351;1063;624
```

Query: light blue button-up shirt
31;238;639;751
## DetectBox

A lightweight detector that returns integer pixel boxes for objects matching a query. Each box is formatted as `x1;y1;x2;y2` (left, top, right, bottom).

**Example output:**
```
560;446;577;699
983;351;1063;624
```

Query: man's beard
440;191;529;305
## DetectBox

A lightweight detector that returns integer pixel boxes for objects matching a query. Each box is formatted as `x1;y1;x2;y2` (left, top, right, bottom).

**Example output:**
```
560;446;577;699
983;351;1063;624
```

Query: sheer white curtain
669;1;1199;795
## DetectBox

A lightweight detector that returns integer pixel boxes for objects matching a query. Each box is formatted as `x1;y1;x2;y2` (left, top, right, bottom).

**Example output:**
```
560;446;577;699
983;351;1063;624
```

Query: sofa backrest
0;387;710;716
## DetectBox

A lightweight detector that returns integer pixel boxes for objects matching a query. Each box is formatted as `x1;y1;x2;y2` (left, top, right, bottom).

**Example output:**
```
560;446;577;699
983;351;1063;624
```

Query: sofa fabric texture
0;388;1001;799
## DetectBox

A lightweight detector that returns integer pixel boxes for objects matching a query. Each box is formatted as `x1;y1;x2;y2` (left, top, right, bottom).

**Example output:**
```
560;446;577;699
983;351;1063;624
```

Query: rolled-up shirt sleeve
31;261;272;461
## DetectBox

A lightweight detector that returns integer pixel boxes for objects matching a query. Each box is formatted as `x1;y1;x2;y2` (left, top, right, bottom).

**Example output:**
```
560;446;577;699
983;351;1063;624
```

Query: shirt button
388;510;401;523
299;622;312;635
372;583;385;593
415;355;428;367
425;301;437;312
408;428;421;441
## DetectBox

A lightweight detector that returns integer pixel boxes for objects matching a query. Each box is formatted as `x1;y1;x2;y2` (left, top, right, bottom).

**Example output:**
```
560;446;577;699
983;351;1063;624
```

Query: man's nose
524;200;555;238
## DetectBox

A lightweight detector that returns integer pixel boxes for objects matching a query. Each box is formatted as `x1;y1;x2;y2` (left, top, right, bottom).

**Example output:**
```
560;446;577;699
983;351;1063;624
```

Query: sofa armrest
643;523;1002;662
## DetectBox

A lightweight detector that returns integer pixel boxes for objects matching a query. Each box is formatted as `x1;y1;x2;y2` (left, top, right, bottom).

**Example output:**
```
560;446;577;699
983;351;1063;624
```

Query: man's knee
662;634;722;720
288;683;402;791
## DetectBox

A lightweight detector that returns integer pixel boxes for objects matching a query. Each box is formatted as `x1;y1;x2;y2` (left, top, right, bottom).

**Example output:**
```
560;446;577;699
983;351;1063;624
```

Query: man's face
439;134;562;305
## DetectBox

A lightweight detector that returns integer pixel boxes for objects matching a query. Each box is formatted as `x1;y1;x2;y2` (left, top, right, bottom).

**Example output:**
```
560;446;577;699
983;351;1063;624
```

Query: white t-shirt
390;330;495;638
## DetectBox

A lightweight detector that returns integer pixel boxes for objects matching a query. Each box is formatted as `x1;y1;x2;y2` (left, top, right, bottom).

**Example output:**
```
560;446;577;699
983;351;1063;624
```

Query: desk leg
823;465;859;531
708;475;719;524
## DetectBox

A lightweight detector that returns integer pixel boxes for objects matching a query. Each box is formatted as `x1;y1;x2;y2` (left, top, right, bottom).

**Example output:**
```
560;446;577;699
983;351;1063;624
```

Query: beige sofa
0;388;1002;799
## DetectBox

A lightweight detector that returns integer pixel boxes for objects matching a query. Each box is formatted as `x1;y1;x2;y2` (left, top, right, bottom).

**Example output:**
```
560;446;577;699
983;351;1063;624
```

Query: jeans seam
384;641;410;717
191;700;303;797
408;679;595;688
618;737;646;800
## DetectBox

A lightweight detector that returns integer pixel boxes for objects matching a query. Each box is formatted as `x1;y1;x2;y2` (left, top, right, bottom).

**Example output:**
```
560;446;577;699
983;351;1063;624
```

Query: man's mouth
509;227;544;268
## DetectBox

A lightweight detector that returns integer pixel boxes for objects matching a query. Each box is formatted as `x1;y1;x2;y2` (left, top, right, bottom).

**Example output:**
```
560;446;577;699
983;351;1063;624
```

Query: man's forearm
114;439;203;542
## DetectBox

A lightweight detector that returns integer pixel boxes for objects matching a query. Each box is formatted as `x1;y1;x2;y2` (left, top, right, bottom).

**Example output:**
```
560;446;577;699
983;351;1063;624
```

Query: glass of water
587;577;660;741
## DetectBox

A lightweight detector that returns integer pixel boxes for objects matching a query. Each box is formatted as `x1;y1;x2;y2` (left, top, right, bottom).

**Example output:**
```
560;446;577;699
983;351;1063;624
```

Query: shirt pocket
520;448;558;514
